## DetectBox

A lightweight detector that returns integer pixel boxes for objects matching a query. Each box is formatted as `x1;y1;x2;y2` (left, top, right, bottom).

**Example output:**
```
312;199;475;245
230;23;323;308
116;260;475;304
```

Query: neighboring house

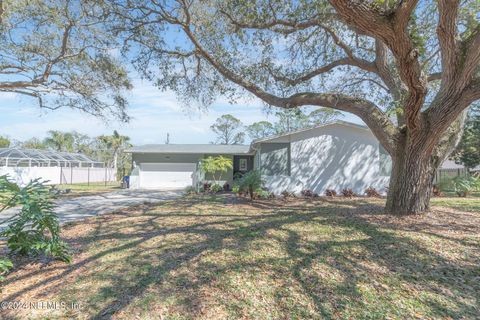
126;121;391;194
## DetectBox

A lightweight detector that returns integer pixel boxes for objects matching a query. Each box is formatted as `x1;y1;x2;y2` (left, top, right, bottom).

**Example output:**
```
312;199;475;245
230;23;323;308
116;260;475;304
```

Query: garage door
139;163;196;189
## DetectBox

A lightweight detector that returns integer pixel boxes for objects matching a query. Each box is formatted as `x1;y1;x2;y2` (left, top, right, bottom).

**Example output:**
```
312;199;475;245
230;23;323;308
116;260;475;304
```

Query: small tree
210;114;245;144
199;156;233;185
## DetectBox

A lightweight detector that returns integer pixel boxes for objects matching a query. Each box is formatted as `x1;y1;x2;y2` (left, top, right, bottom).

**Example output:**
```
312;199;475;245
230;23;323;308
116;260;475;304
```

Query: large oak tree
114;0;480;214
0;0;131;120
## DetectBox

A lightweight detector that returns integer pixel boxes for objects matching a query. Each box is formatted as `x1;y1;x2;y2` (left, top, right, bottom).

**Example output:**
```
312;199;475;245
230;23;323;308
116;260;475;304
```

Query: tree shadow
2;199;478;319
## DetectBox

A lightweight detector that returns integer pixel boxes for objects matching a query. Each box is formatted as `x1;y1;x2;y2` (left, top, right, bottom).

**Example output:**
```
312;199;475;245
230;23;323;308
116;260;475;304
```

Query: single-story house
126;120;391;194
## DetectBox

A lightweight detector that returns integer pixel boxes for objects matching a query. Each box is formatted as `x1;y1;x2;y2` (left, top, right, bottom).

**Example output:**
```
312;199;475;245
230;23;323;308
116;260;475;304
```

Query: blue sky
0;76;362;145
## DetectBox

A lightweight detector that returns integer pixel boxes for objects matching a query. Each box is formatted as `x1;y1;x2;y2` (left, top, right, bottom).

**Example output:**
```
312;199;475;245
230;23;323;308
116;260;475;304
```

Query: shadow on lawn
2;198;479;319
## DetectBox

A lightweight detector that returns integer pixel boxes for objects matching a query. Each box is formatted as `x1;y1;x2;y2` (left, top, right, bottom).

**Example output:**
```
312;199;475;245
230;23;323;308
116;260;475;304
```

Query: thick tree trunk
385;112;467;215
385;150;438;215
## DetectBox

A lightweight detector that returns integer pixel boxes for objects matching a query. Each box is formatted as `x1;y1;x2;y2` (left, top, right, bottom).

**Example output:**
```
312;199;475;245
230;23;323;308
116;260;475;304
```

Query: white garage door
139;163;196;189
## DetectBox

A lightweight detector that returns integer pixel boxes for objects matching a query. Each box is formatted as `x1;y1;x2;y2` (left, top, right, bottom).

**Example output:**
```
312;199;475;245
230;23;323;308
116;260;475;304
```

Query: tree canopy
453;106;480;169
0;136;10;148
0;0;132;120
113;0;480;214
210;114;245;144
247;121;275;140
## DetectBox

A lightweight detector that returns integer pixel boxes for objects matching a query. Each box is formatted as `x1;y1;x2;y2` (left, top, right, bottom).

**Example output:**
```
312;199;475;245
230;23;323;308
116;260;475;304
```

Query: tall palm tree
97;131;131;176
43;131;74;152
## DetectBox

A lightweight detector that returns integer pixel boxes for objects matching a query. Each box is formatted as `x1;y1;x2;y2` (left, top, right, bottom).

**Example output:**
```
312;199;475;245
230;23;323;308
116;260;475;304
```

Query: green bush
184;185;196;195
232;184;240;194
210;183;223;193
238;170;264;200
450;176;480;197
437;175;480;196
0;175;72;269
255;188;273;199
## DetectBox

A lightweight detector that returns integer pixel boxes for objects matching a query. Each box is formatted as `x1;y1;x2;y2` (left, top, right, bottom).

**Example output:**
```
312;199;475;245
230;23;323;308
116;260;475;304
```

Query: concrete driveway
0;189;183;229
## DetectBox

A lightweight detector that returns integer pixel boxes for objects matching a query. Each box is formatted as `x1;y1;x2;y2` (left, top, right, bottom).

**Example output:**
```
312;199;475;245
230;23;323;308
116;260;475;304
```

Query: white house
126;121;392;194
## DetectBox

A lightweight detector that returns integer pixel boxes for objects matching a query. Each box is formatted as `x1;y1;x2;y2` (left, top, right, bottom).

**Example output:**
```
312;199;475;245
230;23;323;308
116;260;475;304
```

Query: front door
233;155;254;179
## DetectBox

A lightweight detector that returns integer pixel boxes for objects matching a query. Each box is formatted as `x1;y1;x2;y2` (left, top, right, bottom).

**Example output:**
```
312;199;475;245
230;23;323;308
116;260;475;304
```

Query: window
260;143;290;176
239;158;248;171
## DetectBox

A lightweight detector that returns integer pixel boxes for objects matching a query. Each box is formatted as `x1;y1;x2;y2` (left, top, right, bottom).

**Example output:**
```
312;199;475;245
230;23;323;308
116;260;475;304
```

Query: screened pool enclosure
0;148;104;168
0;148;116;186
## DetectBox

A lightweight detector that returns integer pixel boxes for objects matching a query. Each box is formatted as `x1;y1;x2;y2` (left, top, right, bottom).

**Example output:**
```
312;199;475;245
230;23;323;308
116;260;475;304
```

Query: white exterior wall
0;167;116;186
130;153;203;189
259;124;390;195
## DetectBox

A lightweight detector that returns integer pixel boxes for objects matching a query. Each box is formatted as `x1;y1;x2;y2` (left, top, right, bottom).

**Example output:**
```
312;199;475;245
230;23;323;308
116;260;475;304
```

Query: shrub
184;186;196;195
0;175;72;266
210;184;223;193
341;188;356;197
202;182;211;192
281;190;295;199
325;189;337;197
432;185;444;197
238;170;264;200
232;184;240;194
255;188;274;199
301;189;319;198
451;176;480;197
301;189;313;197
364;186;381;197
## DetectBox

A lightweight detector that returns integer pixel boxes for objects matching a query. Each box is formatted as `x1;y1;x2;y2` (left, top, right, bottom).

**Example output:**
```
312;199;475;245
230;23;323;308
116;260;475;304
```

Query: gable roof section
251;120;370;145
126;144;252;155
126;121;370;155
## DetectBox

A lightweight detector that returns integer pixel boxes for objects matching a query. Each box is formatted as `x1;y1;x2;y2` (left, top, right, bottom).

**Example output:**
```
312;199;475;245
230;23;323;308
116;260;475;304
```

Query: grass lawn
1;196;479;319
54;181;121;198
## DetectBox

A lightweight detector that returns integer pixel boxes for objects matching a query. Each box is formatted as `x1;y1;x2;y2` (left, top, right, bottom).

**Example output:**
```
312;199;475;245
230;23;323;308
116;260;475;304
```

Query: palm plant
97;131;131;178
43;131;75;152
238;170;264;200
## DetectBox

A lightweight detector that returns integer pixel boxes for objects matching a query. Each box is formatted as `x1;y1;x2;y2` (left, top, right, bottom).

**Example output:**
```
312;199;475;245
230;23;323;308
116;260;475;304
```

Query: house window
260;143;290;176
239;158;248;171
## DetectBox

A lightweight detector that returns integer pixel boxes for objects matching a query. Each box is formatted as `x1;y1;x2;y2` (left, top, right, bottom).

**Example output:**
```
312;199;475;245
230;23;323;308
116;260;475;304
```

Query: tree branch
329;0;427;132
180;22;398;153
437;0;460;86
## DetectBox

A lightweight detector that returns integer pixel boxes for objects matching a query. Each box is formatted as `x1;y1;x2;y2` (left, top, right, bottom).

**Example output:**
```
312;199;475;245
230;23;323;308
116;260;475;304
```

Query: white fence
0;166;116;186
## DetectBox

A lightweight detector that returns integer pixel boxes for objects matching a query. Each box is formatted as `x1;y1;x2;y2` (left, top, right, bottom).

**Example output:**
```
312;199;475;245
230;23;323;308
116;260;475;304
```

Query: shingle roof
251;120;369;144
126;144;252;155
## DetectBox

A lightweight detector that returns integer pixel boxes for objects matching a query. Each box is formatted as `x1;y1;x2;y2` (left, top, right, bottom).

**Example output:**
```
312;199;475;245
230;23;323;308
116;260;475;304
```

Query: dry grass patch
1;195;479;319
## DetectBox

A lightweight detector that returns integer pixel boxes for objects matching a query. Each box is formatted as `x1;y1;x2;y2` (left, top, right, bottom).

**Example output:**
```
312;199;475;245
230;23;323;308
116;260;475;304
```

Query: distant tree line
211;107;343;144
0;131;131;178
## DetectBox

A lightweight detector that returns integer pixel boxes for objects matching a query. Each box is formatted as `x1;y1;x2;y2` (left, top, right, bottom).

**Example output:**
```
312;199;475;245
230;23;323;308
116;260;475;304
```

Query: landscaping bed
1;195;479;319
